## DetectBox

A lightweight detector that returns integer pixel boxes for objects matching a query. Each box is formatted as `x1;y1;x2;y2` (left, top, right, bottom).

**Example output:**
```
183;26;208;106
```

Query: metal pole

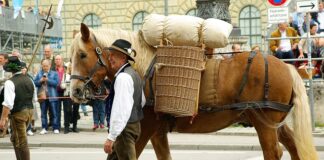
281;57;324;62
305;12;315;131
266;35;324;40
11;32;14;51
0;31;2;51
267;25;271;55
164;0;168;16
2;32;13;51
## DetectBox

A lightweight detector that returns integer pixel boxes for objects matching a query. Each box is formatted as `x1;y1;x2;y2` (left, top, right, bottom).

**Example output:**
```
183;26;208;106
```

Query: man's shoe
53;129;60;134
100;124;105;129
72;128;79;133
39;129;48;135
27;130;34;136
64;128;69;134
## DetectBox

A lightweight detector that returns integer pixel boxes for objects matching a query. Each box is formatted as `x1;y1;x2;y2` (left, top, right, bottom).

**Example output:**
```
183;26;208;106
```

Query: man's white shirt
279;30;292;52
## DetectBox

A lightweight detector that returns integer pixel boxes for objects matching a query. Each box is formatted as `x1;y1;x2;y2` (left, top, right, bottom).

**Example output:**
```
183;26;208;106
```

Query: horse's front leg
136;106;161;158
278;124;300;160
150;120;172;160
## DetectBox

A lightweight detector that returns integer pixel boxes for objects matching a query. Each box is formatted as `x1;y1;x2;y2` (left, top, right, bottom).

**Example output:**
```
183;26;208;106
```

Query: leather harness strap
263;54;270;102
235;51;258;102
199;101;292;113
198;52;292;113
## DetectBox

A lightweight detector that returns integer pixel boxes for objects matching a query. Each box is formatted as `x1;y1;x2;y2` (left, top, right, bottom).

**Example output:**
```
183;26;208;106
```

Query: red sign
268;0;288;6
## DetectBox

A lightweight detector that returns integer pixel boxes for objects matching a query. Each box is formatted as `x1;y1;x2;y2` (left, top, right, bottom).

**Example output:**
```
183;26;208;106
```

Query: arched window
239;6;262;48
82;13;102;29
132;11;148;31
186;8;197;16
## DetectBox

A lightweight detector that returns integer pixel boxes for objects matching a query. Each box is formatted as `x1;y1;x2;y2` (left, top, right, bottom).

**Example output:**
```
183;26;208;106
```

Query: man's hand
104;139;114;154
0;106;9;129
0;118;6;129
41;77;48;82
292;43;298;50
298;53;304;59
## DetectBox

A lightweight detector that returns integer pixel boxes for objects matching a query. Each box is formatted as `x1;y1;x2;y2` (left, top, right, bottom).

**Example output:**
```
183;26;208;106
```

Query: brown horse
70;23;318;160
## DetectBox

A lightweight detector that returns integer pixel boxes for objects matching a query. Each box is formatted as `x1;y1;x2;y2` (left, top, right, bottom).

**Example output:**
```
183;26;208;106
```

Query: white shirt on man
279;30;292;52
107;63;146;141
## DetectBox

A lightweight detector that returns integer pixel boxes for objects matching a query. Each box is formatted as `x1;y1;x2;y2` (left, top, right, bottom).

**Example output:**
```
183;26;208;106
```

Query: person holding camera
34;59;59;134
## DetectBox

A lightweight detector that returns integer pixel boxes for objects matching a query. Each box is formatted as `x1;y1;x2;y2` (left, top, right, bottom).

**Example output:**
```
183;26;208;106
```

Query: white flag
56;0;64;18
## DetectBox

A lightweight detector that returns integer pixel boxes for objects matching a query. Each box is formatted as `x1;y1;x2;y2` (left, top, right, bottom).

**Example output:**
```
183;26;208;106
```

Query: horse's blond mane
91;28;156;77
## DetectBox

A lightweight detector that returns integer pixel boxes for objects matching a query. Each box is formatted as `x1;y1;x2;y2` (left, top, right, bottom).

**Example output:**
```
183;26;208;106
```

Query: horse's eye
80;52;87;59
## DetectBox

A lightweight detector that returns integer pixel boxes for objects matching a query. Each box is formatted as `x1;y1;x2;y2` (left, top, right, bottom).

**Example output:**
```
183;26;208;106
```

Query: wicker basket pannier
154;46;205;117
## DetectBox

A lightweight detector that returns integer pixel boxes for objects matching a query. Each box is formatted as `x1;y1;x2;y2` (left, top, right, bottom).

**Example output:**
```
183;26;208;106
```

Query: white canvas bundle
141;14;165;47
202;18;233;48
164;15;203;46
142;14;233;48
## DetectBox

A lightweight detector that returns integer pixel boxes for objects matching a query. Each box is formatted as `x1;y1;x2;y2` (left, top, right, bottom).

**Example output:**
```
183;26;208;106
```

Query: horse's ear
80;23;90;42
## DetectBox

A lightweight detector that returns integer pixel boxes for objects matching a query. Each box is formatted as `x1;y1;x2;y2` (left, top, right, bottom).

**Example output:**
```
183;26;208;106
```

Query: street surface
1;148;324;160
1;108;324;160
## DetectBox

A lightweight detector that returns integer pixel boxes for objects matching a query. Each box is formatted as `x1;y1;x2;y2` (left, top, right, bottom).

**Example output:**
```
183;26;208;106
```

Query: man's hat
3;56;23;72
107;39;136;61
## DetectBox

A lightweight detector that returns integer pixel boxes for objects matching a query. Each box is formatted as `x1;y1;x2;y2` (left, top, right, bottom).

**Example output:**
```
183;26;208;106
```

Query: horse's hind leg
254;123;283;159
150;121;172;160
278;124;300;160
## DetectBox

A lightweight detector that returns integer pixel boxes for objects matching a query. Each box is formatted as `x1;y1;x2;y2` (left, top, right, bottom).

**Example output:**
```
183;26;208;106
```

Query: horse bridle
70;36;109;98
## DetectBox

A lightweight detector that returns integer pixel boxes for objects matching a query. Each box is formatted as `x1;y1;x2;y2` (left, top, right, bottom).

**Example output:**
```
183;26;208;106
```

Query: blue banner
33;0;38;15
13;0;24;19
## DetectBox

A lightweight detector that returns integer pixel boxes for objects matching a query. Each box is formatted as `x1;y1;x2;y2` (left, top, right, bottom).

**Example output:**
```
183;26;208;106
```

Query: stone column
196;0;250;52
196;0;231;23
196;0;214;19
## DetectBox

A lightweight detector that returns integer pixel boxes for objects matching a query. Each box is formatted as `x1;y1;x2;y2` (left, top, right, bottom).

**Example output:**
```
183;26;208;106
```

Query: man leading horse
103;39;146;160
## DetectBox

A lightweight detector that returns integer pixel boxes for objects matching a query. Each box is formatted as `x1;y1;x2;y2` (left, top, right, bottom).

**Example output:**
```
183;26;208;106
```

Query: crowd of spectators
0;45;109;138
271;1;324;78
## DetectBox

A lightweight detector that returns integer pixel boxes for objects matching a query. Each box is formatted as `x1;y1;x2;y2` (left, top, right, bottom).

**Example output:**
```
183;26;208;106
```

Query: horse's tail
287;64;318;160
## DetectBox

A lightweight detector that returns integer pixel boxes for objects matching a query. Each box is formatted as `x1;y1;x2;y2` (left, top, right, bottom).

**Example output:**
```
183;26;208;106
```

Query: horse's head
70;23;113;103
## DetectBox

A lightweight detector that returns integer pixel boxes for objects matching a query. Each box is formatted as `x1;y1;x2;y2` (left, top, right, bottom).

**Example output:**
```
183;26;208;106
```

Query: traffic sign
268;0;288;6
268;7;289;24
296;0;319;13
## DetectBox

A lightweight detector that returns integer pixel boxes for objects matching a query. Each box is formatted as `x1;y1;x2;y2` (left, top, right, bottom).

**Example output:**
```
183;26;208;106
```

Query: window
239;6;262;48
82;13;102;29
132;11;148;31
186;8;197;17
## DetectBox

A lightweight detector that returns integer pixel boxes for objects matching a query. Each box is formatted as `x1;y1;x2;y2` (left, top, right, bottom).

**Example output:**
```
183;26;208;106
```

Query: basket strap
144;55;157;106
155;63;205;72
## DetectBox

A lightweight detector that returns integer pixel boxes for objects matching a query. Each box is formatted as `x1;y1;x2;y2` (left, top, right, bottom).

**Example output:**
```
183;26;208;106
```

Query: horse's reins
70;35;109;97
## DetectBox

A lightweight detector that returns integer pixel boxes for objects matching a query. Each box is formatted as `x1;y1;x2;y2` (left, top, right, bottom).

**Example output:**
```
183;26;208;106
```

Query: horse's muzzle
72;87;96;103
72;88;88;103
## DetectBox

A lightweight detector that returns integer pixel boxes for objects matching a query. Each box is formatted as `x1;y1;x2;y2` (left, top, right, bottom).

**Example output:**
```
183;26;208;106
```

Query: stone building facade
21;0;277;57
